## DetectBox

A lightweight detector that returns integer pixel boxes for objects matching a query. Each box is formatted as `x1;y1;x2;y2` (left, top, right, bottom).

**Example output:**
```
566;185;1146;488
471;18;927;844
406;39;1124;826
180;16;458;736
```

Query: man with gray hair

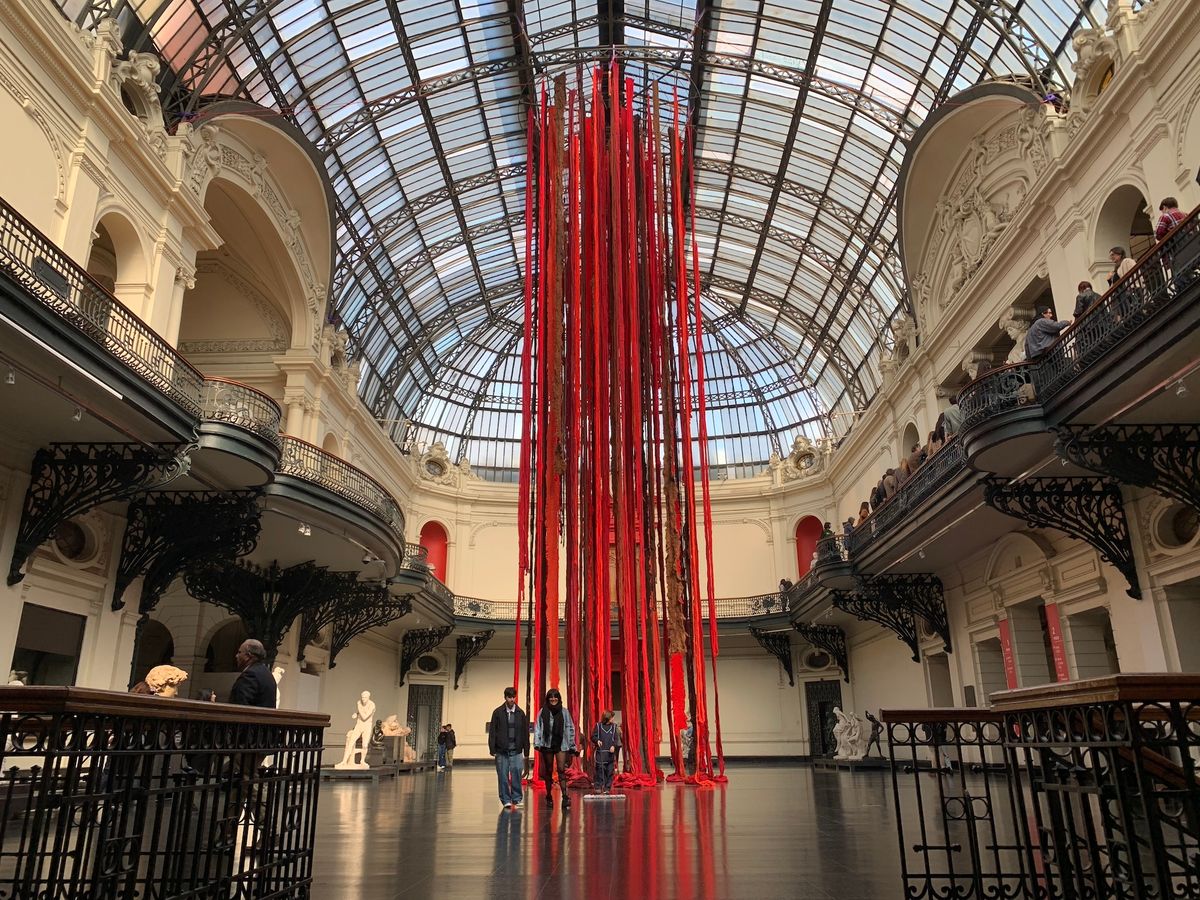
230;639;277;708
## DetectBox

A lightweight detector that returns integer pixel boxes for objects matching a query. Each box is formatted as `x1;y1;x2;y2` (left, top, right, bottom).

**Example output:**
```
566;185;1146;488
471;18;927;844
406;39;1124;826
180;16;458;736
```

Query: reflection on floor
312;762;901;899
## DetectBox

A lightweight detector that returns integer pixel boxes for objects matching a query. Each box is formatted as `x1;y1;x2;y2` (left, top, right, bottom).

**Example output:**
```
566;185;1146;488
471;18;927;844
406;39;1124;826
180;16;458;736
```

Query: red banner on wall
998;619;1018;689
1043;603;1071;682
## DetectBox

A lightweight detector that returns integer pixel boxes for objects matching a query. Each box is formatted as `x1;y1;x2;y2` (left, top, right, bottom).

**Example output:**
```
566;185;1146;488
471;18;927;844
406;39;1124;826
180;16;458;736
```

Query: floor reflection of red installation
517;64;726;789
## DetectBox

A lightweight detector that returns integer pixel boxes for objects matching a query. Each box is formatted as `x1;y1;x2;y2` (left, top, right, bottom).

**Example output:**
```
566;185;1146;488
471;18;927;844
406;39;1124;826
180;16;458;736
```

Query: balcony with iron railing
0;197;204;431
451;589;791;624
273;436;406;546
882;674;1200;900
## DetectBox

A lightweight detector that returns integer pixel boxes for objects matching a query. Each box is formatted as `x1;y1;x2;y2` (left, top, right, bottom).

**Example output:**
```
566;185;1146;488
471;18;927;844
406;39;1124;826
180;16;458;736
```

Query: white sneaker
512;800;523;808
501;802;510;811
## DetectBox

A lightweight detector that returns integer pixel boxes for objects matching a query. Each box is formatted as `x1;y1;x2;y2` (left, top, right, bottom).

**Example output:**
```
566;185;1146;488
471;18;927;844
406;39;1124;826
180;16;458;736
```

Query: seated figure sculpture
335;691;377;770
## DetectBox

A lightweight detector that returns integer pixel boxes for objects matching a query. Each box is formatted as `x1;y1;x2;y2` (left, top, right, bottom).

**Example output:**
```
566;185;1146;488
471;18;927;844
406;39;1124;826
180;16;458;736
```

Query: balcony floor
312;763;899;899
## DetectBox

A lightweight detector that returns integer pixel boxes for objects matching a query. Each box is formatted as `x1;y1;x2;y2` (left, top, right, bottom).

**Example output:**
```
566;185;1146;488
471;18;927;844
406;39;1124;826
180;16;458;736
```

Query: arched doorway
419;521;450;584
901;422;921;460
204;619;248;673
131;619;174;686
1096;185;1155;270
794;516;823;578
87;213;147;315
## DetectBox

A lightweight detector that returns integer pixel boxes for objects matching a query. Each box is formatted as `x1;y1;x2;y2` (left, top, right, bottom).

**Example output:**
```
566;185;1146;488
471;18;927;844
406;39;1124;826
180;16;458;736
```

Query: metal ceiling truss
982;476;1141;600
791;622;849;683
1055;425;1200;516
399;626;453;686
327;592;413;668
750;627;795;687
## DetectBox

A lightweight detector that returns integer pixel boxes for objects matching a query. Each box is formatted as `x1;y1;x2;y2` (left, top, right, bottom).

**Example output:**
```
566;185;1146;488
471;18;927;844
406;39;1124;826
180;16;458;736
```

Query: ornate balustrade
0;687;328;898
201;377;283;447
847;439;968;556
0;198;206;415
452;591;789;622
278;437;405;541
1038;207;1200;403
883;674;1200;900
957;362;1038;430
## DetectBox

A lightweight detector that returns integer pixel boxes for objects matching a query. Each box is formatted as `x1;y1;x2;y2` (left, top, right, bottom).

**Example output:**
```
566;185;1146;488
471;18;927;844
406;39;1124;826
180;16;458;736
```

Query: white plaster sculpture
272;666;284;708
380;715;407;737
145;665;189;698
6;671;26;685
832;707;869;761
334;691;377;770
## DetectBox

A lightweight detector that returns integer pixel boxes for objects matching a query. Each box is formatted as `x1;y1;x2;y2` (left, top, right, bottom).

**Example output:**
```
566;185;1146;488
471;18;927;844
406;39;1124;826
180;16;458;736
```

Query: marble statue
145;665;189;698
6;670;26;685
272;666;284;708
381;714;407;737
334;691;377;770
832;707;869;761
865;711;884;758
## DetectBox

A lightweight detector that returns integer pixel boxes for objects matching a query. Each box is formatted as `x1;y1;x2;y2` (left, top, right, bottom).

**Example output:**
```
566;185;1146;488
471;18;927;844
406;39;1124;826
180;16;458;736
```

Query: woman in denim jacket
533;688;577;809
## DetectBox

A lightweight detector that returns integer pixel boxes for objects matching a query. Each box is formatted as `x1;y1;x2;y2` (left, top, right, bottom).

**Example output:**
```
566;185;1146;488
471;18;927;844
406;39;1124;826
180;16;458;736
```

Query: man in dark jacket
229;639;276;708
488;687;529;809
1024;306;1071;359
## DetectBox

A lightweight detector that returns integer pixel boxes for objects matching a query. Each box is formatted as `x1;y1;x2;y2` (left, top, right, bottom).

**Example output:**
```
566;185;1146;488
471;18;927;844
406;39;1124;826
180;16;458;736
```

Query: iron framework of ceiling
54;0;1099;477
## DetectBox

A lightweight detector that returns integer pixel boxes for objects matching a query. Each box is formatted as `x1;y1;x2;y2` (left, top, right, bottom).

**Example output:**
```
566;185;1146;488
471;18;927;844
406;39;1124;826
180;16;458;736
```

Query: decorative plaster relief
178;257;289;354
0;63;65;200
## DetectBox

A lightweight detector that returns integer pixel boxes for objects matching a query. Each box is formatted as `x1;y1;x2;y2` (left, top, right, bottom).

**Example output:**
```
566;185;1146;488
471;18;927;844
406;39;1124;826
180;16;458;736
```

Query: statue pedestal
380;736;403;765
813;756;890;772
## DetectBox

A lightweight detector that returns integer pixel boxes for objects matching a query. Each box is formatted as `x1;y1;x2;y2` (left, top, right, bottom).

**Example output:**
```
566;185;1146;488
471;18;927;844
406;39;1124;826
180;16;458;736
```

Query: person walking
591;710;621;794
488;687;529;810
533;688;577;810
229;639;276;708
443;723;456;769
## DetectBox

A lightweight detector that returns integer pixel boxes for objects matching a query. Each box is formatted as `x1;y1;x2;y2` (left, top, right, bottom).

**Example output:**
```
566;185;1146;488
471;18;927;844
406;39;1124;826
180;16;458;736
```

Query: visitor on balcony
856;501;870;526
1073;281;1101;319
1024;306;1072;359
779;578;794;592
896;458;913;488
842;518;855;538
907;443;924;473
942;396;963;438
926;429;943;458
882;468;898;499
1155;197;1186;240
1107;246;1135;287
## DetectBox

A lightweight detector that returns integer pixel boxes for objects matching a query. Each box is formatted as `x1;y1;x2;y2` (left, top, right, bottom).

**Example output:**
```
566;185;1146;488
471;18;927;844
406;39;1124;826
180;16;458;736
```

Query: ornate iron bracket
454;630;496;689
328;592;412;668
750;627;795;686
866;575;952;654
983;476;1140;599
114;491;259;614
8;443;191;586
833;589;921;662
184;559;332;663
399;626;453;686
1056;424;1200;515
792;622;849;683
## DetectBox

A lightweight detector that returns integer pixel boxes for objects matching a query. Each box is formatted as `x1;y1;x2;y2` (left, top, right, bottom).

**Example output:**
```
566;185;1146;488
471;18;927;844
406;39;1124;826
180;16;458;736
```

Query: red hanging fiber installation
517;67;724;786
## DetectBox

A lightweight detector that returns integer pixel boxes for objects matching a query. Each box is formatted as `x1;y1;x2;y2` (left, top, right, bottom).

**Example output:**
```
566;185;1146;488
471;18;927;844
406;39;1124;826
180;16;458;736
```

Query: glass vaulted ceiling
64;0;1102;479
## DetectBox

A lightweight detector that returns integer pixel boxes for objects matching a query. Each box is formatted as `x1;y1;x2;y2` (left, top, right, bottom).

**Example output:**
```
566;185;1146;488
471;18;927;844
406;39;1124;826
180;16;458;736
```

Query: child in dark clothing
591;710;620;794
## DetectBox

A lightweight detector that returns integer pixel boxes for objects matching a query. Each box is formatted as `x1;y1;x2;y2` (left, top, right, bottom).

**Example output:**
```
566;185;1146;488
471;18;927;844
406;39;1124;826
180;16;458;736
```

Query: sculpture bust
144;665;189;698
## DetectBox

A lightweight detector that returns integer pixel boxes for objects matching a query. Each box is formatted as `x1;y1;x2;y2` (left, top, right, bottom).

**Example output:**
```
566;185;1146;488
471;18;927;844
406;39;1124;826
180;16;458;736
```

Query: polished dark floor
311;763;902;899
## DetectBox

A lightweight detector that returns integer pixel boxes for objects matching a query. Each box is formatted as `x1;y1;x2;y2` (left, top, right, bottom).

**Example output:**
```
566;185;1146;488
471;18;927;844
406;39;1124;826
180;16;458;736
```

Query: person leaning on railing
1024;305;1072;359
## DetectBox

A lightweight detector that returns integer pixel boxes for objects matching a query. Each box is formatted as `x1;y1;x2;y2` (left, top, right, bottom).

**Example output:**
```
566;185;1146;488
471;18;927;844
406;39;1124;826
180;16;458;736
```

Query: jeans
437;745;447;767
495;751;524;805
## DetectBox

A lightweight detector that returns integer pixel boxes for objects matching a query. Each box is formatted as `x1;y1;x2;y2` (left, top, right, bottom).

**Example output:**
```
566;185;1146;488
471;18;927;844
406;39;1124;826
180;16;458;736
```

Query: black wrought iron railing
883;674;1200;900
451;591;789;621
1038;207;1200;403
401;542;430;568
278;437;405;541
201;377;283;448
0;198;206;415
847;439;969;556
957;362;1039;430
0;687;329;899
